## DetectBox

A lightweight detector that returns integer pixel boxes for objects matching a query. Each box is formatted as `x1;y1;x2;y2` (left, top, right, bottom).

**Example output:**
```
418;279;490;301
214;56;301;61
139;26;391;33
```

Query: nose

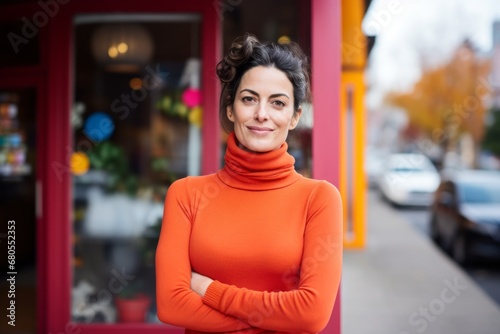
254;103;269;122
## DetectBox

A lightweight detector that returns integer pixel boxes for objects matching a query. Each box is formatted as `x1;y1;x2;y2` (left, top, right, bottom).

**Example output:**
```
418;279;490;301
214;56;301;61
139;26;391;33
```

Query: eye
241;96;256;103
272;100;286;107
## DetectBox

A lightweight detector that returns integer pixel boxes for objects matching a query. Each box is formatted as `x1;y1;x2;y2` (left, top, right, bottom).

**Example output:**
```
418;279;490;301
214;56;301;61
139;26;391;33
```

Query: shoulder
296;177;341;203
297;179;342;225
167;174;219;197
294;178;342;217
164;174;220;211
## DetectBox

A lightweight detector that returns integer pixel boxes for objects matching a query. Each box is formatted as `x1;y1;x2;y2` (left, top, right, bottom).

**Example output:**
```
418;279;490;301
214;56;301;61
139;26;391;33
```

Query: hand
191;272;213;297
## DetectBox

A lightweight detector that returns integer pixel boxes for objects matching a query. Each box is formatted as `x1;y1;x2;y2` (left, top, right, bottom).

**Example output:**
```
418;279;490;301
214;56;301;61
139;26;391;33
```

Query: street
343;190;500;334
381;195;500;307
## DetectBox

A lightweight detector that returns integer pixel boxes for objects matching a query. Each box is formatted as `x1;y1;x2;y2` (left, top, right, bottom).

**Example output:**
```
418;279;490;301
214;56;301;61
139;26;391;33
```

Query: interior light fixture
91;24;154;72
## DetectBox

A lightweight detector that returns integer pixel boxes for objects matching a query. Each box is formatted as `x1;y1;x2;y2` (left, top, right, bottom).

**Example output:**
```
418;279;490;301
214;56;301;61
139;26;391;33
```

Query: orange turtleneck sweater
156;132;342;334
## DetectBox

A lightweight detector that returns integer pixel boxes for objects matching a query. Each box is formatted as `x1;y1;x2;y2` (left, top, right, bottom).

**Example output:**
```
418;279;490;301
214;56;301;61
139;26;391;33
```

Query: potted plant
113;219;163;323
115;279;151;323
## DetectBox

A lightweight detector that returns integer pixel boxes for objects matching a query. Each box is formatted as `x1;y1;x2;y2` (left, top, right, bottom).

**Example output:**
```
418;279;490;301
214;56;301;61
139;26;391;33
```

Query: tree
483;109;500;158
386;41;491;168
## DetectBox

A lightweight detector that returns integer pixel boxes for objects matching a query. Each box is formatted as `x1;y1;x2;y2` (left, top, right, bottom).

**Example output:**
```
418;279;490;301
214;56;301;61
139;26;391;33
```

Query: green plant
118;278;146;300
88;141;138;195
155;90;189;119
483;109;500;158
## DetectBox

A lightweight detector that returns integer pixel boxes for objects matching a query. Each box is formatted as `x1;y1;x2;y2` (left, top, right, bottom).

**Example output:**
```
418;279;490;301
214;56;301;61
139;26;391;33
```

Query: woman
156;34;342;334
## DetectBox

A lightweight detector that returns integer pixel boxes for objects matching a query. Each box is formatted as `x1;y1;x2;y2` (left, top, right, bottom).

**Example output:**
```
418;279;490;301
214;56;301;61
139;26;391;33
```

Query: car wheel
452;232;471;265
430;215;441;245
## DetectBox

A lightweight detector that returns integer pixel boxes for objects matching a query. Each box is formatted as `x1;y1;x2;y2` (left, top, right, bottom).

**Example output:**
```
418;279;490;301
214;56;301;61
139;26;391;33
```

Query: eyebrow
239;88;290;100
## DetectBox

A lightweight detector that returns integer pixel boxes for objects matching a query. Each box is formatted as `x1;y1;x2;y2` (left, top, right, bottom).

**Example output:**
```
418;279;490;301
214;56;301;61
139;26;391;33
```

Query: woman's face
227;66;301;153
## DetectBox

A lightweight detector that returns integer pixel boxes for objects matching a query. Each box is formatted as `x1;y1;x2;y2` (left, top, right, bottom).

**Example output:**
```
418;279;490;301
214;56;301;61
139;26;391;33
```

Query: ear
289;108;302;130
226;105;235;122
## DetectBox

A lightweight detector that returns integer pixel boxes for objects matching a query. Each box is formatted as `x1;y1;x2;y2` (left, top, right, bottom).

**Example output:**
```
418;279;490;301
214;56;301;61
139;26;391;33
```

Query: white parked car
377;153;440;207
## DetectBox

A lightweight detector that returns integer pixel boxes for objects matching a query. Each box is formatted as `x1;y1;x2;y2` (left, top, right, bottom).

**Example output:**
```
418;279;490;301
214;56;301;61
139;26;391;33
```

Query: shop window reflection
72;16;201;324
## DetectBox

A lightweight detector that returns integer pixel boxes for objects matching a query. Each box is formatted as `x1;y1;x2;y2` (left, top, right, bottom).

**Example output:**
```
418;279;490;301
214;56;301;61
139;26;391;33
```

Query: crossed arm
191;272;213;297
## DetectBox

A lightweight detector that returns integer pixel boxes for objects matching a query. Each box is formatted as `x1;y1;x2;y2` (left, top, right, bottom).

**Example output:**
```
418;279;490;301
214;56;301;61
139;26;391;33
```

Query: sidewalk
342;191;500;334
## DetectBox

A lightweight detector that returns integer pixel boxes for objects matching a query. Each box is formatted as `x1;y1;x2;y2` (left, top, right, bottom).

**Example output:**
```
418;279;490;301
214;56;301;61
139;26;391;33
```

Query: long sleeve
155;179;251;332
201;181;343;333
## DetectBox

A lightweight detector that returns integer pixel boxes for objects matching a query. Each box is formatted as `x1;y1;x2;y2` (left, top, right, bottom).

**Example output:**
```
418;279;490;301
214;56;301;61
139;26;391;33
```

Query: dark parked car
430;170;500;265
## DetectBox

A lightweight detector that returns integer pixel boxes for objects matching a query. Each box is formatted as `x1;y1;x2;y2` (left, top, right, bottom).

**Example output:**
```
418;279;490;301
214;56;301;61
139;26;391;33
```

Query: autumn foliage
386;41;492;165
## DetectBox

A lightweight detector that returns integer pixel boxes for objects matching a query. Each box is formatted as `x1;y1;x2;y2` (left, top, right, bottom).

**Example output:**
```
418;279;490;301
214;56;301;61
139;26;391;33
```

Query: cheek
232;103;253;121
234;111;252;124
274;112;296;127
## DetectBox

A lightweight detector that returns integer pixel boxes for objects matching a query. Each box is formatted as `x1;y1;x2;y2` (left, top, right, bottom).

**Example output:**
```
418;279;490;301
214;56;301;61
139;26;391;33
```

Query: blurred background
353;0;500;333
364;0;500;301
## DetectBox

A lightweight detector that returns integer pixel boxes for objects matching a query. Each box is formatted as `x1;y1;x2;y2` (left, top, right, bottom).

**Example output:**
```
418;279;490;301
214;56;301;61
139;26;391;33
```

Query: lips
247;126;273;134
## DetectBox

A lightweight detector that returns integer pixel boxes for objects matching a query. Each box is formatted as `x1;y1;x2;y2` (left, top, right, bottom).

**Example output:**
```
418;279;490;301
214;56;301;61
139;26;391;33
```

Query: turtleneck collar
217;132;302;191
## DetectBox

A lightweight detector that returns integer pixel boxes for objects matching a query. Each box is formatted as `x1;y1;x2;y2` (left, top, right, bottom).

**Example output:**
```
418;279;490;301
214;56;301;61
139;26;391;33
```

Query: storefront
0;0;342;333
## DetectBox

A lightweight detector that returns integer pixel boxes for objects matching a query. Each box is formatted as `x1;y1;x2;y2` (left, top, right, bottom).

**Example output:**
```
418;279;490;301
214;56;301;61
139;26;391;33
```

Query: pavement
342;191;500;334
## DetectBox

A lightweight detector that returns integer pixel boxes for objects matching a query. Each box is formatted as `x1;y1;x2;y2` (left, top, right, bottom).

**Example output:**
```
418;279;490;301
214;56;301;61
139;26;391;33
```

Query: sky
362;0;500;109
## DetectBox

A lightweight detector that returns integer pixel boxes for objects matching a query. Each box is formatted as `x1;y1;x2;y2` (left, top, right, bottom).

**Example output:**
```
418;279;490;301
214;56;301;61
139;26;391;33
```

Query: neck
216;132;302;191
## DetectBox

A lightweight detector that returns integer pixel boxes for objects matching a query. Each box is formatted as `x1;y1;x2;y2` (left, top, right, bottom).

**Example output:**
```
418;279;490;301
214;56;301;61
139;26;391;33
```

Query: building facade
0;0;347;333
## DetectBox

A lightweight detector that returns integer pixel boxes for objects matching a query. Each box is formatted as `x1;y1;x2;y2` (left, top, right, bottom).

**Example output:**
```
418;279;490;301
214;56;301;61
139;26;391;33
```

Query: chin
236;132;283;152
244;142;280;153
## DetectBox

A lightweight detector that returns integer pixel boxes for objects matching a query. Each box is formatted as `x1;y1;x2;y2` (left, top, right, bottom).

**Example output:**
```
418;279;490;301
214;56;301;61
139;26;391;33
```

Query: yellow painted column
341;0;367;249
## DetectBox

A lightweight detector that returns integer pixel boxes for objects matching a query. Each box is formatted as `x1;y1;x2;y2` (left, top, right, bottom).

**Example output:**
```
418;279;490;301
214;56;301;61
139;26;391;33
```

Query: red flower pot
115;294;151;323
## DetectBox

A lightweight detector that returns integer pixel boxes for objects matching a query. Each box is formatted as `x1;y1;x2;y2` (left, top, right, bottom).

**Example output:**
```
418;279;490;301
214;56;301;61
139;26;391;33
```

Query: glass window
0;88;37;334
459;181;500;204
72;15;201;324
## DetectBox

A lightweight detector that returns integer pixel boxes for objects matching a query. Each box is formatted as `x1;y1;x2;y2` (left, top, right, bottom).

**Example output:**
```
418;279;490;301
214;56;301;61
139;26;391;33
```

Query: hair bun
217;34;259;83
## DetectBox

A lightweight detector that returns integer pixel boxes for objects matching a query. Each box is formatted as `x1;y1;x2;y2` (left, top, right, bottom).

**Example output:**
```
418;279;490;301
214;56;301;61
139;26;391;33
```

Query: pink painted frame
311;0;342;333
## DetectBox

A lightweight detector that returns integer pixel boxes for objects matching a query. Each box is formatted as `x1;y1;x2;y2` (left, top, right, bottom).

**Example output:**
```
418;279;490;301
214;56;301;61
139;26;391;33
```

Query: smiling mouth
247;126;273;133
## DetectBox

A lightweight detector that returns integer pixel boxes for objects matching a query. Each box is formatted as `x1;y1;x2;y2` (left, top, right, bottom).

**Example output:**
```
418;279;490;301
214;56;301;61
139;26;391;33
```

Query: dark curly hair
216;33;311;133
